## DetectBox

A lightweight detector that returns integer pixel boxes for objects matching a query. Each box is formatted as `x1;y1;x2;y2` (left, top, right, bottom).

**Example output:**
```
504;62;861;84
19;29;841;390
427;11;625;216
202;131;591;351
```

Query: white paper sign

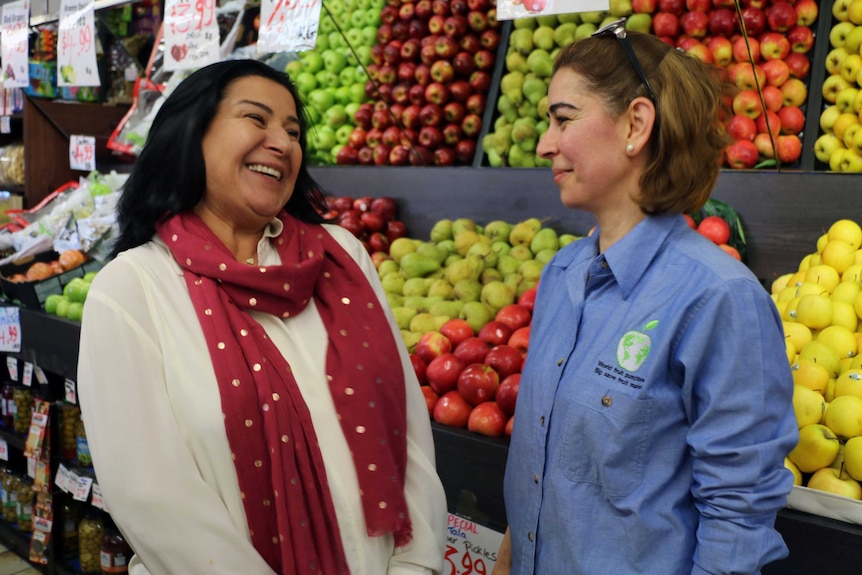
58;0;100;86
73;475;94;501
69;134;96;171
0;439;8;461
258;0;321;53
445;514;505;575
0;0;30;88
0;117;9;134
497;0;610;20
91;482;107;511
164;0;219;71
65;379;78;404
55;464;73;493
22;361;33;387
0;308;21;353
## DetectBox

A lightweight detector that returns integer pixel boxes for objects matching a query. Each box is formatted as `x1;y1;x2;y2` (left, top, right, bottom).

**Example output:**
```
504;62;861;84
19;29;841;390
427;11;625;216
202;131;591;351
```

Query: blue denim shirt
504;214;798;575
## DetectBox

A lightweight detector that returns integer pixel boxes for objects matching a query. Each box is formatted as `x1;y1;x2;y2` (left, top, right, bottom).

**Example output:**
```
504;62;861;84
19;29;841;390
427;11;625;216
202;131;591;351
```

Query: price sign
65;378;78;404
164;0;219;71
496;0;610;20
0;117;9;134
73;475;94;502
34;366;48;385
57;0;100;87
0;0;30;88
0;439;7;461
27;455;36;478
444;514;505;575
0;308;21;353
22;361;33;387
91;482;108;511
69;134;96;171
55;464;73;493
258;0;321;53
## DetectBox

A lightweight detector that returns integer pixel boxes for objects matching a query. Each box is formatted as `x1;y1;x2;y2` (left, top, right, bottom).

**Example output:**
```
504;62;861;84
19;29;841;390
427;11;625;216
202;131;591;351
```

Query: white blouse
77;222;447;575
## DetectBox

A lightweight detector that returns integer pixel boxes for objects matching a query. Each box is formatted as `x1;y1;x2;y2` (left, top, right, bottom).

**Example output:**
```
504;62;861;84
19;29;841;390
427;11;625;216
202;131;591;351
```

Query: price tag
496;0;610;20
34;366;48;385
444;514;505;575
0;0;31;88
6;356;18;380
0;439;7;461
57;0;100;87
258;0;322;53
91;482;107;511
34;516;52;532
65;378;78;404
164;0;219;71
69;134;96;171
55;464;73;493
0;307;21;353
73;475;94;502
0;117;10;134
22;361;33;387
27;455;36;478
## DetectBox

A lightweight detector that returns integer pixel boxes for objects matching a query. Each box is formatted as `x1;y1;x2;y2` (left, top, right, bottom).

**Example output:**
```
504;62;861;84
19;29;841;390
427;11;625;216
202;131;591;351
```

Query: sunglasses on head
592;18;661;132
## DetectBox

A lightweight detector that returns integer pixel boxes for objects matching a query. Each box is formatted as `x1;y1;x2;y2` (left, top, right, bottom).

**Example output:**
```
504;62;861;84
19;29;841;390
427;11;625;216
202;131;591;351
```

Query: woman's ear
625;97;657;155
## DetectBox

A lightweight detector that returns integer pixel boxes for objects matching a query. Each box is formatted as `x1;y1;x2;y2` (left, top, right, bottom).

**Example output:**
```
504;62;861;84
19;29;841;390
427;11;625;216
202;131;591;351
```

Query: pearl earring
626;144;634;153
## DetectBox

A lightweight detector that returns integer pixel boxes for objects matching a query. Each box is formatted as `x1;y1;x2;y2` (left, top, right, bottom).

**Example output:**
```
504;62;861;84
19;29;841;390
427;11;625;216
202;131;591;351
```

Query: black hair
110;59;328;258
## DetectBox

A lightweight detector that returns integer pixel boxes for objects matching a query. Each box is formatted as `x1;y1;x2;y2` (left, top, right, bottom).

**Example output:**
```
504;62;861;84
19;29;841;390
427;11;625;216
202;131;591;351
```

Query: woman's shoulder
90;240;179;296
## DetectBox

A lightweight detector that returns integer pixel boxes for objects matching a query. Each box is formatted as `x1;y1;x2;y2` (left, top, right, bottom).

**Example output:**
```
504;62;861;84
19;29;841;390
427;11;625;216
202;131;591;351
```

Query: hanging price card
164;0;219;72
445;514;504;575
0;439;7;462
69;134;96;171
22;361;32;387
73;475;94;502
6;356;17;380
57;0;100;87
1;0;30;88
0;307;21;353
91;483;108;511
65;378;78;404
55;464;73;493
258;0;321;53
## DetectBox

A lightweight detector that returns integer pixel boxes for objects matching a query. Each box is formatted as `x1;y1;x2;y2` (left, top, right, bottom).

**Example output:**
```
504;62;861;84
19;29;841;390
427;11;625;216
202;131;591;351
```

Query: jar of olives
15;476;34;532
2;472;19;523
12;387;33;434
76;419;92;467
61;403;82;460
62;499;84;560
79;508;106;574
0;384;13;429
100;518;132;574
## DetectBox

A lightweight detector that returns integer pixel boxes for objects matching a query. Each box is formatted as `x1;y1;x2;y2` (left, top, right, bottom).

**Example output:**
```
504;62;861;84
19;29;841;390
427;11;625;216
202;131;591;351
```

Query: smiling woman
75;59;447;575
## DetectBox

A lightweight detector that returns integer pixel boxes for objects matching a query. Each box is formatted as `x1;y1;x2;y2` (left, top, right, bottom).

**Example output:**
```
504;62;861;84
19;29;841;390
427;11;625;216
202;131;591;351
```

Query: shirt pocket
558;390;656;498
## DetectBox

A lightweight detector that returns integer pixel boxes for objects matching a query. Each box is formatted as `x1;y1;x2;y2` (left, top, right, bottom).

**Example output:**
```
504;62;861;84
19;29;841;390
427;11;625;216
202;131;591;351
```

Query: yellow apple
840;149;862;172
783;321;813;354
832;279;862;303
844;123;862;150
842;263;862;282
792;358;831;394
807;467;862;500
796;281;830;297
805;264;841;293
832;300;859;332
835;369;862;399
799;339;842;378
835;0;854;23
843;436;862;480
824;394;862;438
820;105;842;134
830;148;848;172
852;126;862;155
793;384;827;428
772;273;793;295
785;457;803;486
851;1;862;24
833;112;861;142
826;48;850;75
795;294;834;330
814;134;845;164
845;26;862;53
789;423;841;472
827;379;838;402
818;324;858;358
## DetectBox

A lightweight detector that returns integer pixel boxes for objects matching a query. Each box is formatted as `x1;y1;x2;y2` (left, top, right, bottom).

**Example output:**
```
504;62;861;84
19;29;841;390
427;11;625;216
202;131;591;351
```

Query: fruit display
771;218;862;499
688;198;748;261
0;250;99;314
43;271;98;322
322;194;408;253
483;0;819;169
373;215;582;437
333;0;503;166
813;0;862;172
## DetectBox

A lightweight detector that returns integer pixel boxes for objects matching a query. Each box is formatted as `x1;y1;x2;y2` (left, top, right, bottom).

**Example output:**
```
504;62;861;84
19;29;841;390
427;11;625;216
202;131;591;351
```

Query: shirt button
528;532;534;542
540;416;545;426
557;358;564;366
600;259;608;268
533;474;539;484
601;395;613;407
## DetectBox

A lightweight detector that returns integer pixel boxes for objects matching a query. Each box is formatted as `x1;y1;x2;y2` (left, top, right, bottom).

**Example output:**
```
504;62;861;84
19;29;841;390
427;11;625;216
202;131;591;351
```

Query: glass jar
0;143;25;185
0;384;13;429
79;509;106;574
61;403;82;460
100;519;132;574
62;499;84;560
76;419;92;467
12;386;33;434
2;472;19;523
15;476;34;532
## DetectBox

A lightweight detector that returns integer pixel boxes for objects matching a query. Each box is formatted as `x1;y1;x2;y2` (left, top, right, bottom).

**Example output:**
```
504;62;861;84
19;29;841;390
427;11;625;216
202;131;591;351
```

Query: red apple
433;390;472;427
368;232;391;253
443;123;463;146
777;105;805;135
517;286;538;312
652;12;679;37
685;0;710;11
415;331;453;364
784;52;810;79
460;33;482;54
331;196;353;213
732;89;763;119
725;139;759;169
680;10;709;37
435;36;459;58
505;415;514;437
496;373;521;416
761;85;784;113
480;29;500;50
495;303;532;332
389;145;411;166
477;320;513;347
449;80;472;102
455;139;476;164
485;344;524;379
658;0;685;15
427;352;467;395
443;101;467;124
760;32;791;61
336;145;359;165
732;36;760;63
415;0;433;19
420;104;444;126
454;336;491;364
461;114;483;138
425;82;451;105
443;15;468;38
762;58;790;86
457;363;501;405
469;70;492;93
466;93;486;116
766;1;796;32
357;146;374;165
794;0;818;26
787;25;814;54
420;386;438;416
419;125;444;148
738;7;766;37
453;51;477;76
727;114;758;141
474;49;495;71
753;132;776;159
468;401;507;437
433;147;457;166
755;110;781;139
409;146;434;166
708;8;736;37
776;134;802;163
440;318;475;346
508;326;530;356
385;220;407;242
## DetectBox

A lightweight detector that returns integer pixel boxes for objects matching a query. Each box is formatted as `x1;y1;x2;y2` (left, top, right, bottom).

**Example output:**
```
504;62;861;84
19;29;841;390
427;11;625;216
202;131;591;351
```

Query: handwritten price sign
69;134;96;171
164;0;219;71
0;307;21;353
445;514;504;575
258;0;321;53
1;0;30;88
58;0;100;86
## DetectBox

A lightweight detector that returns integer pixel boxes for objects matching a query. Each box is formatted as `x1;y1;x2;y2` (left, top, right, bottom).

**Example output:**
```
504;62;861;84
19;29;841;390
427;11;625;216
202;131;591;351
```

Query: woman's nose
536;129;557;159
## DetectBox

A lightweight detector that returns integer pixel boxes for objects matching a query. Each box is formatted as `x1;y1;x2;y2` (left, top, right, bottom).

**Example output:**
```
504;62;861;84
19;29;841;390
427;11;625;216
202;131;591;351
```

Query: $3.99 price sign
445;514;503;575
445;544;490;575
164;0;219;71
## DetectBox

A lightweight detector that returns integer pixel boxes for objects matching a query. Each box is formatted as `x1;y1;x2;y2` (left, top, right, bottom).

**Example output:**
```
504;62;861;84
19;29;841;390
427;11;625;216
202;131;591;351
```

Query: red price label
170;0;214;34
0;324;20;349
445;544;488;575
70;135;96;171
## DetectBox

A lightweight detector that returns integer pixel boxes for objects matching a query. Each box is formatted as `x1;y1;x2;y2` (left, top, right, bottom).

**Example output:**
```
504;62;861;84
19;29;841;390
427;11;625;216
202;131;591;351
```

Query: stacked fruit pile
323;194;408;254
813;1;862;172
334;0;502;166
285;0;382;164
44;273;98;322
484;0;818;169
772;219;862;498
371;216;582;436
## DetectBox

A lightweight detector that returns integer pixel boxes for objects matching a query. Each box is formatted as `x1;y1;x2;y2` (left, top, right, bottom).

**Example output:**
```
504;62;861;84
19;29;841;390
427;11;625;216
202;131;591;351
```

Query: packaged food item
1;383;13;429
12;386;32;433
0;144;25;186
15;476;34;532
61;403;82;460
79;508;106;574
76;418;92;467
100;518;133;573
2;471;19;522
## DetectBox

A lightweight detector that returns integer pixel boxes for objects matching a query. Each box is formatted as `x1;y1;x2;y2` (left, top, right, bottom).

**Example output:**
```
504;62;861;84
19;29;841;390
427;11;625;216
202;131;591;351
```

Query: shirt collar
603;214;683;299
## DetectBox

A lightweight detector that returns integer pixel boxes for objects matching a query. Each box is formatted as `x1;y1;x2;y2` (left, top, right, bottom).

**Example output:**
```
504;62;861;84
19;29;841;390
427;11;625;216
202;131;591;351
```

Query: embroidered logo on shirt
616;320;659;372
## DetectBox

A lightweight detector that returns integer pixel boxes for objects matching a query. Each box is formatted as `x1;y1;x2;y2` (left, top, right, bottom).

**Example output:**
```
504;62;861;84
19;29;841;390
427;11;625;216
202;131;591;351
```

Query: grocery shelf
0;427;27;452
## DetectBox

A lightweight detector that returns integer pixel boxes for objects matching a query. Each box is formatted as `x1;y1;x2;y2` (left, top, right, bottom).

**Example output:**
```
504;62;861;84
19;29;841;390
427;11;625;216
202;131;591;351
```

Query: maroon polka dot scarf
156;210;411;574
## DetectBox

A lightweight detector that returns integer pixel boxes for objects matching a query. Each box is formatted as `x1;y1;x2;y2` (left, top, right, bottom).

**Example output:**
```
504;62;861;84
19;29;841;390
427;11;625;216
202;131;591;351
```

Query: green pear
445;255;484;284
487;149;504;167
399;252;441;279
484;220;513;243
444;253;464;267
454;230;487;256
530;227;559;253
452;218;477;235
512;117;538;145
453;279;483;302
522;75;548;106
459;301;495;334
392;306;418;330
527;50;554;78
386;293;404;309
417;241;448;264
481;268;503;284
574;22;598;41
389;237;419;263
491;241;512;257
535;248;557;265
467;241;499;269
532;26;556;51
381;271;406;294
558;13;581;24
505;52;528;74
518;259;545;283
498;94;519;123
580;11;605;24
377;259;400;278
400;330;422;352
501;71;525;105
508;144;536;167
429;300;464;319
481;281;516;314
559;233;581;247
403;296;444;313
436;239;456;256
403;277;430;297
510;218;543;247
509;245;534;261
509;28;534;55
409;313;450;334
537;95;549;120
430;219;454;242
513;16;537;29
503;273;524;295
536;15;559;27
427;278;455;299
497;254;521;276
554;22;577;48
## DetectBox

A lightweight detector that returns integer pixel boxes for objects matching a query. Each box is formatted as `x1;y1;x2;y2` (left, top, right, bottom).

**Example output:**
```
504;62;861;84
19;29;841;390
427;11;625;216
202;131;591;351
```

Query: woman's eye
287;129;300;140
245;113;265;123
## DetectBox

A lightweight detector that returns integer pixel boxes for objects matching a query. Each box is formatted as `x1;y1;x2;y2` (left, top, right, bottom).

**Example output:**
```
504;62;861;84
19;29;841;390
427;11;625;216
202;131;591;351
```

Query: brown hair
553;31;733;215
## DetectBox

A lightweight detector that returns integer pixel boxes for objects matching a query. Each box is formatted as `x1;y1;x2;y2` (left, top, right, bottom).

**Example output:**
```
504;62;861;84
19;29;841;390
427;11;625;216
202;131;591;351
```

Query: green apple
364;8;380;26
626;13;652;33
350;9;366;29
301;51;325;74
67;302;84;322
308;88;335;114
574;22;598;41
335;124;353;145
345;28;364;49
345;101;361;120
334;86;353;106
44;294;64;315
285;60;304;76
315;34;330;51
294;71;318;94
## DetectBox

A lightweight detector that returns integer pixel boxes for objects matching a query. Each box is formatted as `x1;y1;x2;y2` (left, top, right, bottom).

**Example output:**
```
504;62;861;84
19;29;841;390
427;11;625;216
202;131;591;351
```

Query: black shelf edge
0;427;27;452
